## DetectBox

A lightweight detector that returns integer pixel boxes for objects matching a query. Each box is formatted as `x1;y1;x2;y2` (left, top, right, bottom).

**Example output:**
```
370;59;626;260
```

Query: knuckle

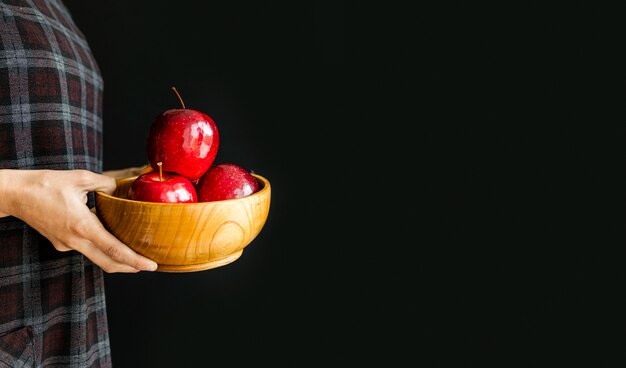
107;175;116;186
73;170;92;186
69;218;91;236
104;245;123;261
77;169;93;181
100;263;116;273
53;243;71;252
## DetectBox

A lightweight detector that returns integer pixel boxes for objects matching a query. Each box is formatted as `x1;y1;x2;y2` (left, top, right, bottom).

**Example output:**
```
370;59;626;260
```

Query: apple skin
128;171;198;203
196;163;259;202
146;109;219;181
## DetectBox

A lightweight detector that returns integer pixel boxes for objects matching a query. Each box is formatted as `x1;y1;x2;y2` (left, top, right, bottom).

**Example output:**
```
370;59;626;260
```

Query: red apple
196;163;259;202
128;162;198;203
146;87;219;181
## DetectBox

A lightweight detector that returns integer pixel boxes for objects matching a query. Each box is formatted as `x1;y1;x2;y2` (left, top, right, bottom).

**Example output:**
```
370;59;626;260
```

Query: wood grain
95;174;271;272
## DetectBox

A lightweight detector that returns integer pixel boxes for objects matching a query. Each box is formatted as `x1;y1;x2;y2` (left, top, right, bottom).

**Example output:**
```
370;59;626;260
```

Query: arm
0;169;157;273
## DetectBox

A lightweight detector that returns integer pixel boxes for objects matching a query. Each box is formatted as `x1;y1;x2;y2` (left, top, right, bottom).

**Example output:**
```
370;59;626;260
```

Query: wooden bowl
94;174;271;272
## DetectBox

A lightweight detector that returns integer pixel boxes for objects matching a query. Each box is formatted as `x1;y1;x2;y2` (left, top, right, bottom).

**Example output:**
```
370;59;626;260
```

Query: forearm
0;169;28;218
0;170;8;217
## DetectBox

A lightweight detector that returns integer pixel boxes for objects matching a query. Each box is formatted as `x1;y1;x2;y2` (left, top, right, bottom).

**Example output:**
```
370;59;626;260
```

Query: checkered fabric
0;0;111;367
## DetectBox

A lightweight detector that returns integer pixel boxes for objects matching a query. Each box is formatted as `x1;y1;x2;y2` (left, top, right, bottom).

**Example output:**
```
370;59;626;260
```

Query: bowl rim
95;173;270;206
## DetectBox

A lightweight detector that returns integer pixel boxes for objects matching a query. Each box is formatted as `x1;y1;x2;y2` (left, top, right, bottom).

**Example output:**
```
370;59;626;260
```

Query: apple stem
171;87;186;109
157;162;163;181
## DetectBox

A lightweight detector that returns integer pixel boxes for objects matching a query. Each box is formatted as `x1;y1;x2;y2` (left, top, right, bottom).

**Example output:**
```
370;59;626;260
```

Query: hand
0;169;158;273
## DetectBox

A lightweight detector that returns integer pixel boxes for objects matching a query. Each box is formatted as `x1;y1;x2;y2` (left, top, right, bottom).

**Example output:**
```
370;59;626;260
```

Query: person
0;1;156;366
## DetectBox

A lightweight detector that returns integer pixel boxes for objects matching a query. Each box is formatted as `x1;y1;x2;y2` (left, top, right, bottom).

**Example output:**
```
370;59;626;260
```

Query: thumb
77;170;117;195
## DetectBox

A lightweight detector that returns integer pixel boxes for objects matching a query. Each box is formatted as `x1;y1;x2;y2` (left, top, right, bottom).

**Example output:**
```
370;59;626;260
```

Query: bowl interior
101;174;269;203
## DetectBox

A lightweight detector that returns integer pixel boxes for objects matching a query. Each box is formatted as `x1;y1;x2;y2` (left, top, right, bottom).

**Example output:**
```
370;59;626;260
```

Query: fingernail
147;262;158;271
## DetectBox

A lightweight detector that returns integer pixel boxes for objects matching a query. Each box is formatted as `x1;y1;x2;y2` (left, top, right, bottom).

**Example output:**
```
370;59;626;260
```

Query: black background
60;0;394;366
62;1;626;366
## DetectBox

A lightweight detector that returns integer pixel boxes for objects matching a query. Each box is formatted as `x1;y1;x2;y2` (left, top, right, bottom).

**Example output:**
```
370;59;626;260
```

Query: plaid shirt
0;1;111;367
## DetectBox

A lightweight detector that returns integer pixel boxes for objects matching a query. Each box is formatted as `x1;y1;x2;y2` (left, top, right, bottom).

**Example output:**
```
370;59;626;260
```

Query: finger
75;170;117;195
82;216;158;271
101;240;158;271
52;241;72;252
71;212;158;271
92;175;116;195
78;245;141;273
72;239;143;273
